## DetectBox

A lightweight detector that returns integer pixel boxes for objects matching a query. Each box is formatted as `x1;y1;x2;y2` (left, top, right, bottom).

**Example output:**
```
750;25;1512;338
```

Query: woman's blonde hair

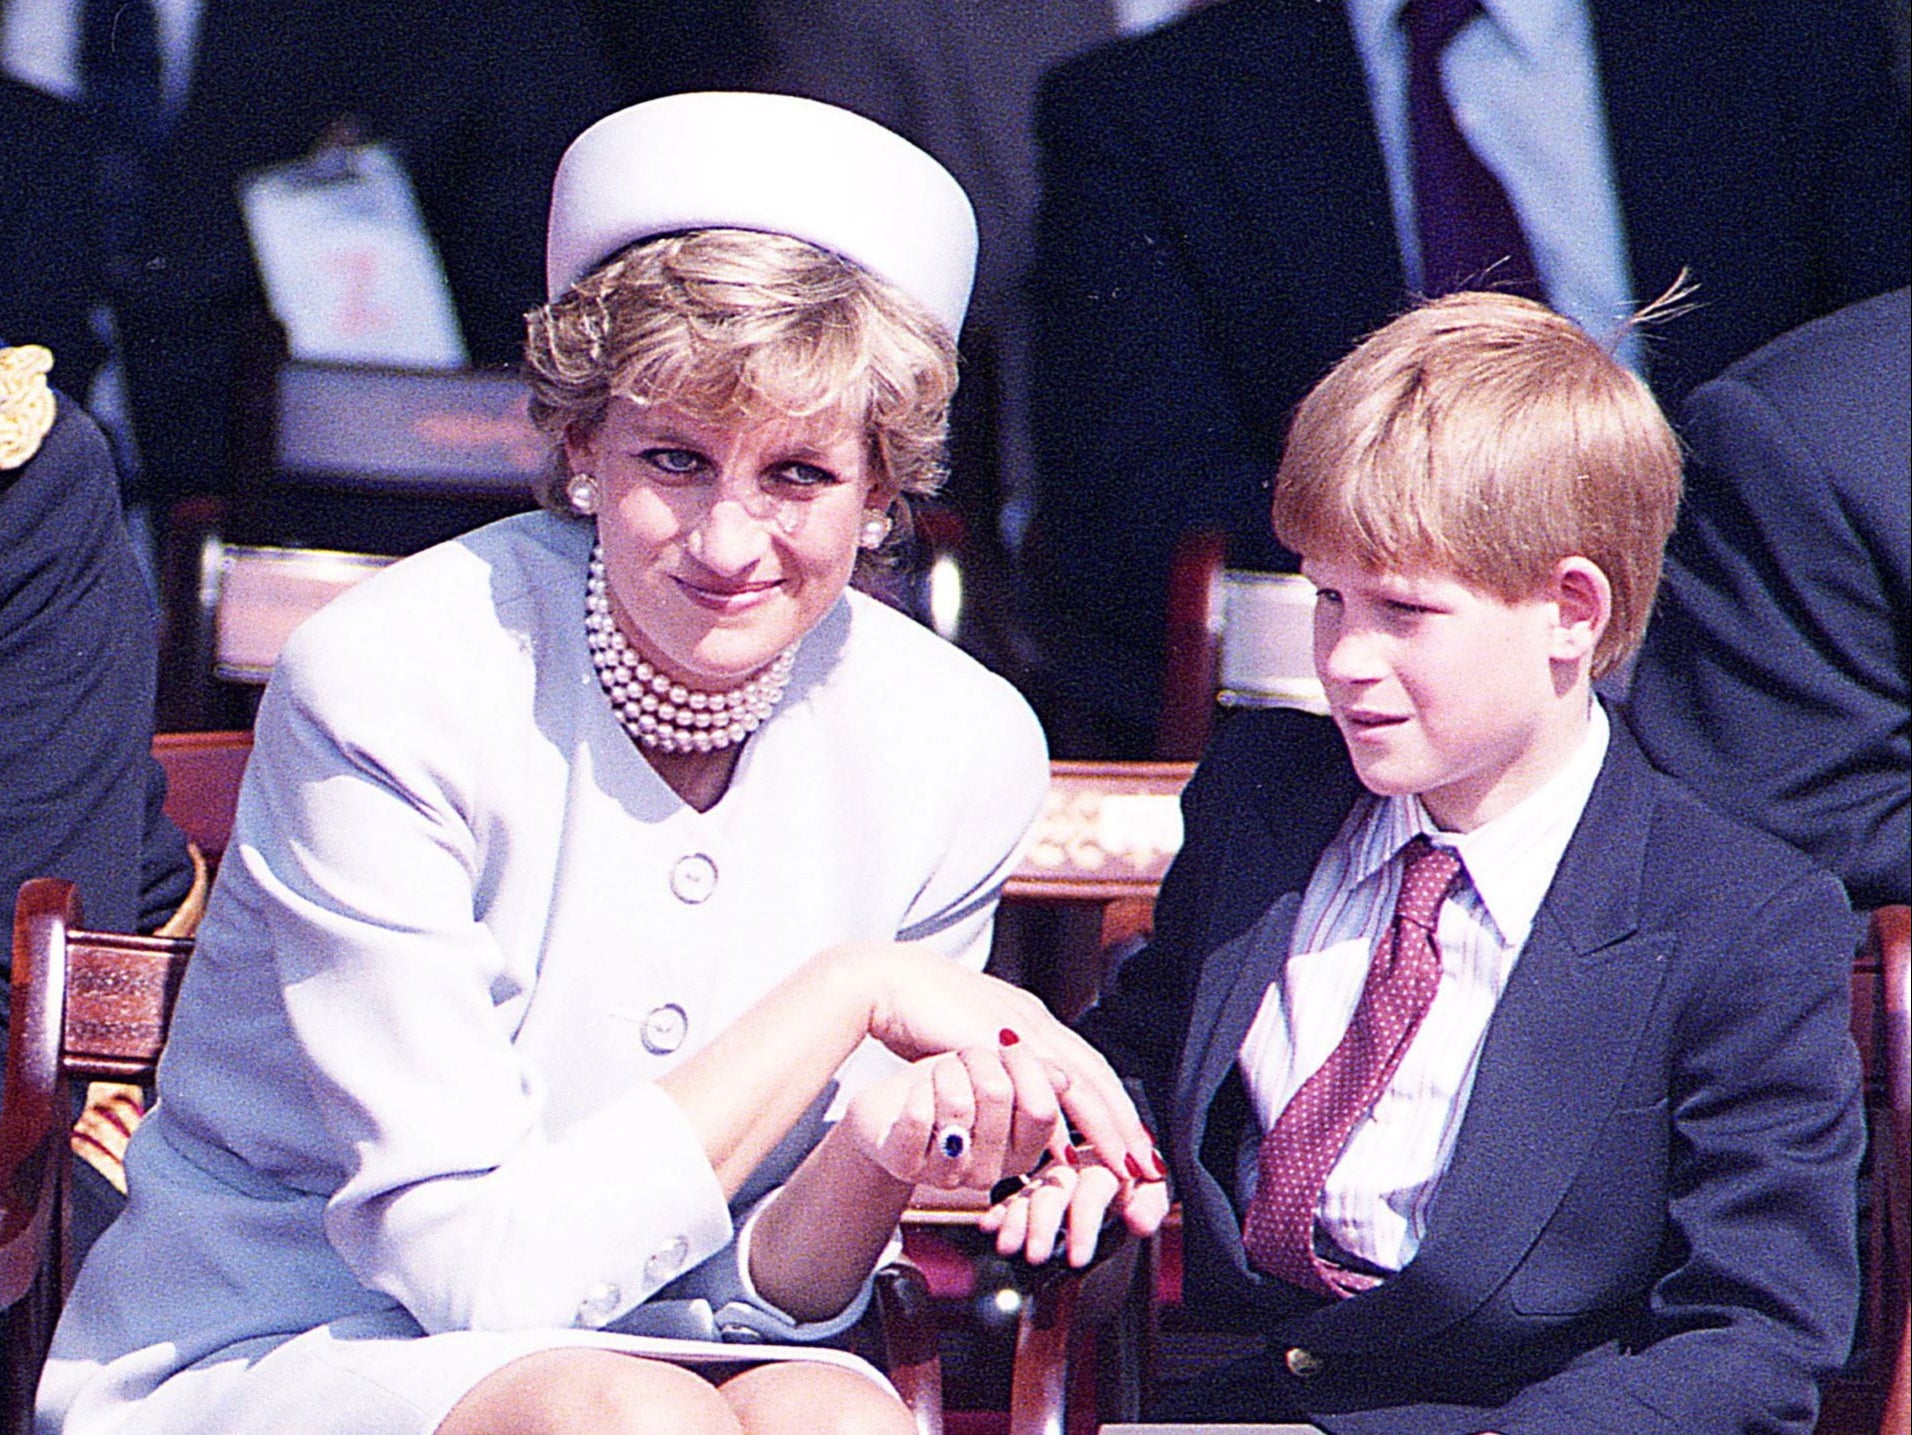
1271;291;1683;678
523;229;959;562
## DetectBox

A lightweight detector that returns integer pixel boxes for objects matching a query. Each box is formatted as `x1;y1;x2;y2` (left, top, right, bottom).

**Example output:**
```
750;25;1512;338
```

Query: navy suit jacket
1081;708;1864;1433
1025;0;1912;753
1628;289;1910;911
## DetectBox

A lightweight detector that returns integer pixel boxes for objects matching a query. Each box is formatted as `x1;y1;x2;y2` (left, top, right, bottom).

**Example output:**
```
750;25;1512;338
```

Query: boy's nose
1316;626;1386;685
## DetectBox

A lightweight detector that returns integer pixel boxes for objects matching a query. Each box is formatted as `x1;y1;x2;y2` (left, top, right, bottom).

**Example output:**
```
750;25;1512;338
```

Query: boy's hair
1271;291;1682;677
522;227;958;529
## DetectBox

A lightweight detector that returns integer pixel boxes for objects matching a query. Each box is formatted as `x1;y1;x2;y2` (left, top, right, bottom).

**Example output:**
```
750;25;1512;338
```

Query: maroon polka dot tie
1241;836;1465;1297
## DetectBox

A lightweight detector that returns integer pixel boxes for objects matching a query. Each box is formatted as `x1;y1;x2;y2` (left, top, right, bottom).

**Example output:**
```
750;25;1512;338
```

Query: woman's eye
772;462;842;489
641;448;704;477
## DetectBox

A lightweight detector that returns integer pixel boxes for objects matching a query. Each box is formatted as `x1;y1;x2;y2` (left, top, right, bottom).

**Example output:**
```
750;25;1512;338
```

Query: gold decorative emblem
0;345;57;470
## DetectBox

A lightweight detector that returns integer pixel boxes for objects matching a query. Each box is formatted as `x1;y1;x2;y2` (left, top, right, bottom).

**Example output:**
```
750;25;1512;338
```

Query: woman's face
567;396;885;688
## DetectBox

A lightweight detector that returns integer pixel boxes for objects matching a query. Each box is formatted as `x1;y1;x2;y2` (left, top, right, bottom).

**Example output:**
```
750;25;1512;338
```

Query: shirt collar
1351;699;1610;948
1348;0;1578;66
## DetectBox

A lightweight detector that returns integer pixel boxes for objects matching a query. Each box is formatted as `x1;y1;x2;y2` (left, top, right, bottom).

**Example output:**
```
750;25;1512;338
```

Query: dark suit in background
1081;707;1862;1431
1026;0;1911;755
1628;288;1911;911
0;0;617;514
1;377;194;1258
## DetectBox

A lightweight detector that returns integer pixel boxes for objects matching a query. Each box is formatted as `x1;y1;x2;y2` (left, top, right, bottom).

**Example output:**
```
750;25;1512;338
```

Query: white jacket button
640;1003;689;1055
669;853;718;904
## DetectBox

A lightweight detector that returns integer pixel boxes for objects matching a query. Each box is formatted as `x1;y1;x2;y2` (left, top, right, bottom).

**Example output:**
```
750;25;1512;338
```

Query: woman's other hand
843;1041;1060;1190
979;1153;1171;1268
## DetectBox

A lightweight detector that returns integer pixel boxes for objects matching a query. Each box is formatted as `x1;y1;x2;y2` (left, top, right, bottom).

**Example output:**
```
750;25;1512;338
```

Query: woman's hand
823;942;1160;1188
979;1152;1171;1267
842;1041;1061;1190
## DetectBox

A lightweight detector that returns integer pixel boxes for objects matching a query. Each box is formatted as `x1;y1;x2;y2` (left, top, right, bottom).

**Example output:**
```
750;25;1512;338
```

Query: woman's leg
719;1362;915;1435
436;1349;744;1435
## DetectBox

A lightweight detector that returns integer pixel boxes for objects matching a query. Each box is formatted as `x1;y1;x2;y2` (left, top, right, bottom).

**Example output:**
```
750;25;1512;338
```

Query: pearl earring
859;511;893;550
566;471;599;516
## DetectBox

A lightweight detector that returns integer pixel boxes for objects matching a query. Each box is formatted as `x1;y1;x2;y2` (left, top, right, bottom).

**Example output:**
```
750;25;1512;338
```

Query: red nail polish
1063;1145;1080;1167
999;1027;1020;1046
1125;1152;1148;1181
1152;1148;1168;1179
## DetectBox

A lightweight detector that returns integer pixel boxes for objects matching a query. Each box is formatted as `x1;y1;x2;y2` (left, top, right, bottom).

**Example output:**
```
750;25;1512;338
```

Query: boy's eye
641;448;704;477
1381;600;1439;623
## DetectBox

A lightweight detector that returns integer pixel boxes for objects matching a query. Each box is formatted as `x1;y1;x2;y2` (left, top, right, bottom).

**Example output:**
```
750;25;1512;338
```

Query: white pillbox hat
545;92;978;337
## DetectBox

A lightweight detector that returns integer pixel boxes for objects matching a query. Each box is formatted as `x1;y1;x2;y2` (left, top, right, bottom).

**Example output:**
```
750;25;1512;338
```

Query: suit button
640;1003;689;1055
669;853;718;904
1284;1346;1325;1378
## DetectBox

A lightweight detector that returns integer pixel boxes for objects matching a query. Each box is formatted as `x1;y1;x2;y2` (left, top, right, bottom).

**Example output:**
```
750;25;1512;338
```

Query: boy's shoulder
1592;717;1855;968
1624;723;1842;893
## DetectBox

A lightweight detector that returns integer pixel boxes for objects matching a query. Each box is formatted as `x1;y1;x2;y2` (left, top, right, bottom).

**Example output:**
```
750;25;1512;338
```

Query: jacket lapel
1292;721;1673;1345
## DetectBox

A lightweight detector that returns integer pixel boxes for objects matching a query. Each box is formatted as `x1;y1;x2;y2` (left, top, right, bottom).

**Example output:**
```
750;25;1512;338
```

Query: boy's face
1302;551;1597;832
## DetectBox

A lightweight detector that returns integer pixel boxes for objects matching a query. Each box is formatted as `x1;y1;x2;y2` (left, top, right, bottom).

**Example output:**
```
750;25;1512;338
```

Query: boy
1072;293;1864;1432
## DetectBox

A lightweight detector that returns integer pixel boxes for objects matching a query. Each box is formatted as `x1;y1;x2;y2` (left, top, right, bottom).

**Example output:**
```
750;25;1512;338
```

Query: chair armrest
874;1255;944;1435
1009;1220;1149;1435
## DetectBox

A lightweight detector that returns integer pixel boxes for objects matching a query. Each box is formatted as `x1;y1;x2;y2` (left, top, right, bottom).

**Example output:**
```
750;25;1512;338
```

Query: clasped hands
836;946;1170;1267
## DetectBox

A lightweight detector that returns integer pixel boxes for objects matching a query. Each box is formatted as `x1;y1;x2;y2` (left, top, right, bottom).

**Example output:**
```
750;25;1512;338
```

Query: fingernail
1063;1144;1080;1168
999;1027;1020;1046
1152;1148;1168;1179
1125;1152;1148;1182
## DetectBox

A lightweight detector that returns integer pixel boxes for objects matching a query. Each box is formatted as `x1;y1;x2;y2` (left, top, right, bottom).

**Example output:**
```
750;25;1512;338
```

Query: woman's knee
436;1348;743;1435
720;1361;915;1435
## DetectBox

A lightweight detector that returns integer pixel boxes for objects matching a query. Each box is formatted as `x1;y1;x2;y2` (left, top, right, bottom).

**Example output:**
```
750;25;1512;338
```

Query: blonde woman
41;94;1162;1435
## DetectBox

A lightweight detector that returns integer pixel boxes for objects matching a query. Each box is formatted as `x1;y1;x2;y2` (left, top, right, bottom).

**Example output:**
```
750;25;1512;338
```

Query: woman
39;94;1161;1435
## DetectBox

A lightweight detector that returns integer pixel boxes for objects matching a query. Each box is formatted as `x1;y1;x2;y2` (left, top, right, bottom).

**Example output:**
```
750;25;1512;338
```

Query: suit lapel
1292;721;1673;1345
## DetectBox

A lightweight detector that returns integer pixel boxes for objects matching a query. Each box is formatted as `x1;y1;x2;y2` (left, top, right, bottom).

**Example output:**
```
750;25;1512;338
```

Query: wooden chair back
0;880;190;1433
1829;903;1911;1435
985;763;1193;1433
1000;761;1194;1023
211;545;394;684
151;730;255;865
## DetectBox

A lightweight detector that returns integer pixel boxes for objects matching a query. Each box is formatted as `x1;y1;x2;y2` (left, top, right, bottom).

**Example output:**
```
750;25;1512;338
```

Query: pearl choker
585;547;797;754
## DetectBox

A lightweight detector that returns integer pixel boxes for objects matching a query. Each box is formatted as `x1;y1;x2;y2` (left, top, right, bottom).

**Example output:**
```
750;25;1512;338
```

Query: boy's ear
1547;556;1611;663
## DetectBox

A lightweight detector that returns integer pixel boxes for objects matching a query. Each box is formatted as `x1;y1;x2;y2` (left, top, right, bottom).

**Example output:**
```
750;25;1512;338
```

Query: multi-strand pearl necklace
584;548;796;755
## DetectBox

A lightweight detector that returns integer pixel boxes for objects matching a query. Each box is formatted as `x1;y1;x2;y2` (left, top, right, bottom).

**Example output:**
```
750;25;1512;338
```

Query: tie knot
1401;0;1482;55
1394;836;1462;930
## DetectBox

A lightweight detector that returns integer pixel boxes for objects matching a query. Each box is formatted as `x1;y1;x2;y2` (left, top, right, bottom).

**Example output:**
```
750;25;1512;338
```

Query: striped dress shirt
1239;701;1610;1273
